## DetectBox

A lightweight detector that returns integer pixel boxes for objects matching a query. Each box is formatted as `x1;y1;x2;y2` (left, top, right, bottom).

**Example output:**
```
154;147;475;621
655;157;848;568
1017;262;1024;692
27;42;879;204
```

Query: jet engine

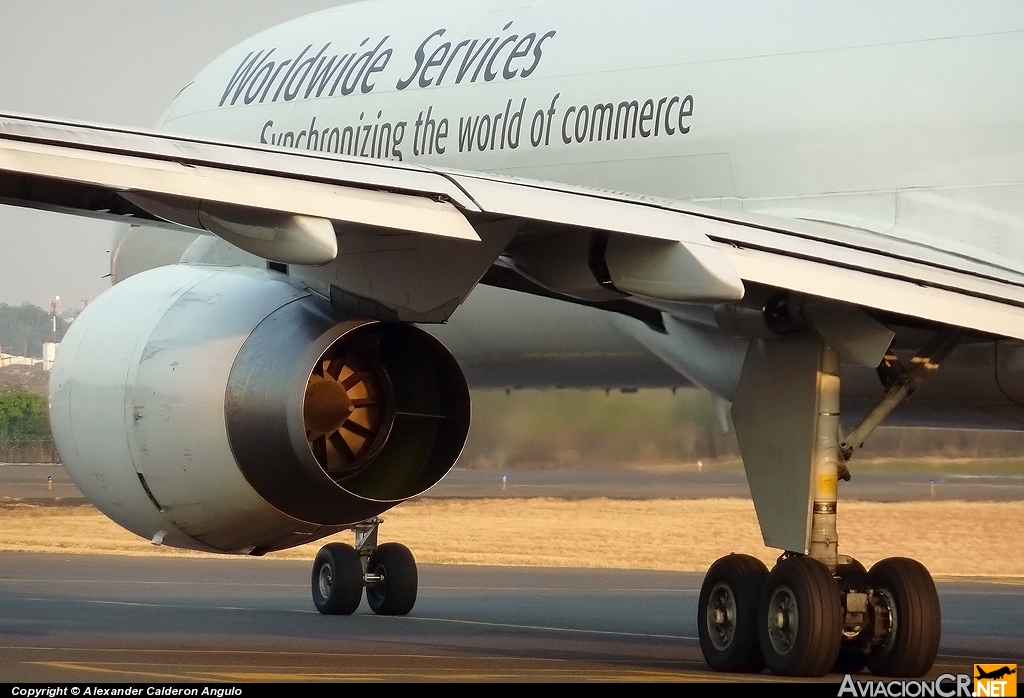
50;264;470;555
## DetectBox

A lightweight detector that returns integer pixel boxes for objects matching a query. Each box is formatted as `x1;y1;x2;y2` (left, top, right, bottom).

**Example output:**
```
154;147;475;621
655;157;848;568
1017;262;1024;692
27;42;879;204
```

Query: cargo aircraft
2;0;1023;679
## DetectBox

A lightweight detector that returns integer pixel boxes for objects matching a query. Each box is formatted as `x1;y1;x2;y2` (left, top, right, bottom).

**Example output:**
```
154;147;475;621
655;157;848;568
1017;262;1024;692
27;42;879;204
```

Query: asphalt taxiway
5;463;1024;502
2;465;1022;682
0;553;1020;683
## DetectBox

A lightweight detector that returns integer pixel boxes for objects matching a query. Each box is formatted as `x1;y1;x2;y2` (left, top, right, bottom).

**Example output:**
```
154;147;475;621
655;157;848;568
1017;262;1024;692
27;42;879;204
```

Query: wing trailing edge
2;111;1023;336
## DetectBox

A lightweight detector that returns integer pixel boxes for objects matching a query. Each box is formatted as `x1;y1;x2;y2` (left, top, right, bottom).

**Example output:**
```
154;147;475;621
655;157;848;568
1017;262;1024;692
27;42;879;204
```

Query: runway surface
0;553;1020;683
5;463;1024;502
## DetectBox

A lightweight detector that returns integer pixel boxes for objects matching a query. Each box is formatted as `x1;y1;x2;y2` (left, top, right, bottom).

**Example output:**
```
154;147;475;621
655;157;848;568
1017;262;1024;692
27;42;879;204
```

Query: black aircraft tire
311;543;364;615
866;557;942;677
698;553;769;672
758;555;843;677
366;542;418;616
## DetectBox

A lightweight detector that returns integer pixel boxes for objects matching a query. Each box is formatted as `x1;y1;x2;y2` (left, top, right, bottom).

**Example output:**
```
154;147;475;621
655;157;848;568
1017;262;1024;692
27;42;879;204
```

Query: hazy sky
0;0;350;309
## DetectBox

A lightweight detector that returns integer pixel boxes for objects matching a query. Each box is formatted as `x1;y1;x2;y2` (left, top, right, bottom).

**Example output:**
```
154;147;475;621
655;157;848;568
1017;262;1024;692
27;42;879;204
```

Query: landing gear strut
311;517;418;616
699;334;948;677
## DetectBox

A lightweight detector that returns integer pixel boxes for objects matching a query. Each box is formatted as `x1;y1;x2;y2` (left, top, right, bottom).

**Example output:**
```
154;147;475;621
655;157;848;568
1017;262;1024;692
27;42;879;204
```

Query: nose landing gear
312;542;364;615
311;517;419;617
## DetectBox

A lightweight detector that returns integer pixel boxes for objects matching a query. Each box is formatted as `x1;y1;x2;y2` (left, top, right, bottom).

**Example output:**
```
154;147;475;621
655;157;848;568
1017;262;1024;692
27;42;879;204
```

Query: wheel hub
318;563;333;598
707;582;738;651
872;587;898;652
767;585;798;655
373;564;387;588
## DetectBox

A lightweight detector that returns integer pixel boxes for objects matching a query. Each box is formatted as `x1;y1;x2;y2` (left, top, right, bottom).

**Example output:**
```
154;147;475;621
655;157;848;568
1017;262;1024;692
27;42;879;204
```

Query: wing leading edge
2;112;1023;339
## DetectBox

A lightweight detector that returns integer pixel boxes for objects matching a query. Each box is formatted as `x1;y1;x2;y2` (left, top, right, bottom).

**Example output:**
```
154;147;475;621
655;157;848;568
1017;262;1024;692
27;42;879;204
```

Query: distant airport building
0;352;38;368
42;343;58;372
0;344;58;370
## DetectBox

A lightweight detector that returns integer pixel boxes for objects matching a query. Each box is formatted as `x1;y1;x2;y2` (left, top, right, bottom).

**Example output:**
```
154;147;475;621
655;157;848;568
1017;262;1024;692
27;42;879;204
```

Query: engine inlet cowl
51;264;470;555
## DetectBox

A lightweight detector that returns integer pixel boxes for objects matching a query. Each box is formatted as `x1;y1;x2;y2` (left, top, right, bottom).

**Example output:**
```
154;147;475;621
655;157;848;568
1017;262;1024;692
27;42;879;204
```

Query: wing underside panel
2;111;1023;339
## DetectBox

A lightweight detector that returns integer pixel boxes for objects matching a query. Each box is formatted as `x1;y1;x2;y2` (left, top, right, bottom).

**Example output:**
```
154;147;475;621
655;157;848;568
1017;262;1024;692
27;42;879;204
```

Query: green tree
0;303;68;358
0;391;50;442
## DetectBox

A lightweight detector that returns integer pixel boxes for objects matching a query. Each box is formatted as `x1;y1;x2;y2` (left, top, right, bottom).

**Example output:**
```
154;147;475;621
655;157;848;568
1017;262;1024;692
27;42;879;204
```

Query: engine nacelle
50;265;470;554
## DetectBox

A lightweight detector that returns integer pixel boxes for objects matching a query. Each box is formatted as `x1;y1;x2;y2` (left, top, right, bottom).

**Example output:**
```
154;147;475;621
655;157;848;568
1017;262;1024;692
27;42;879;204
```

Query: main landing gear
311;517;419;617
699;552;941;677
699;332;952;677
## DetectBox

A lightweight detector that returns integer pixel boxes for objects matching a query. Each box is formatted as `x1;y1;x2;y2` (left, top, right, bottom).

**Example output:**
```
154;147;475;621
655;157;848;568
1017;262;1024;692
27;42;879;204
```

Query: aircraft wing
2;112;1024;339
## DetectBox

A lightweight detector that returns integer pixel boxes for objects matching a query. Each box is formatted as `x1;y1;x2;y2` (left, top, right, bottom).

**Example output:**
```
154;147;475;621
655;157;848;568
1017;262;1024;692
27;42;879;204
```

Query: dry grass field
1;497;1020;578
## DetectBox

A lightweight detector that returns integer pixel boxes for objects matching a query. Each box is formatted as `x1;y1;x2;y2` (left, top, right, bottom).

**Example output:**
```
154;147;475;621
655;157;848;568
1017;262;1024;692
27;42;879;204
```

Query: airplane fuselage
160;0;1024;257
111;0;1024;420
18;3;1020;676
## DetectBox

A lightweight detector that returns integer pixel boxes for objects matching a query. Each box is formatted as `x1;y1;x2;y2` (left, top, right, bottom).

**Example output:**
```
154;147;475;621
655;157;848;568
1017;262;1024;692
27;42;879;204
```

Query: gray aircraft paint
120;0;1024;401
161;0;1024;268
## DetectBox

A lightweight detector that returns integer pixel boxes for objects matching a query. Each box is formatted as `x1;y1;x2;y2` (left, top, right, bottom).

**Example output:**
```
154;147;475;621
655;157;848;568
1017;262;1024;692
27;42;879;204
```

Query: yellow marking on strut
818;473;838;496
